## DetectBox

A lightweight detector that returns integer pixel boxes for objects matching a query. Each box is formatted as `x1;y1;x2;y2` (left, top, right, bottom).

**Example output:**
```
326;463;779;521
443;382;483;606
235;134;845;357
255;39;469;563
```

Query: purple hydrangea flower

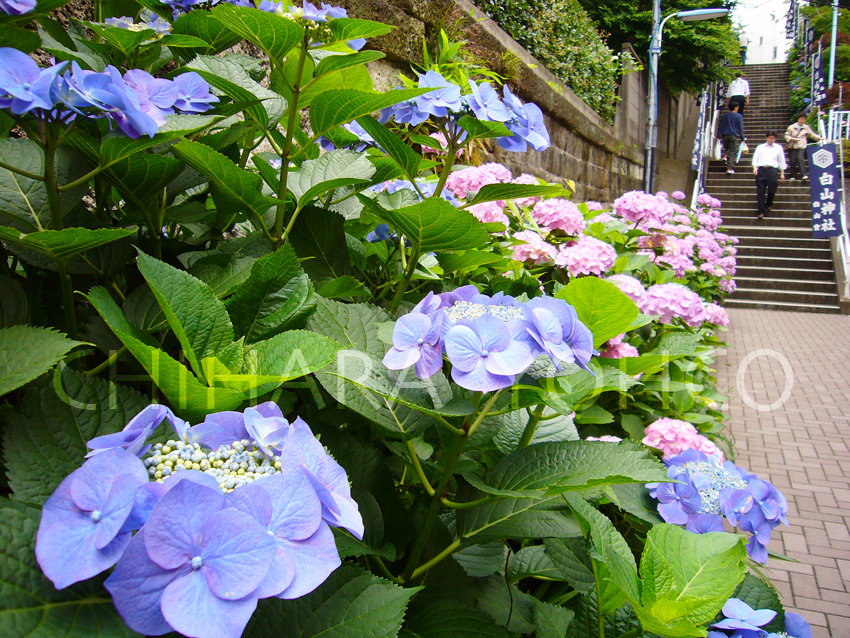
414;70;462;119
444;314;534;392
123;69;178;126
36;449;149;589
685;513;725;534
711;598;777;636
719;488;754;527
173;71;219;113
768;612;813;638
0;48;66;115
655;479;702;525
106;479;277;638
383;310;444;379
188;400;282;449
228;469;341;599
0;0;36;15
498;85;550;152
521;296;595;372
366;223;396;243
243;406;289;457
105;14;172;35
86;404;183;458
467;79;511;122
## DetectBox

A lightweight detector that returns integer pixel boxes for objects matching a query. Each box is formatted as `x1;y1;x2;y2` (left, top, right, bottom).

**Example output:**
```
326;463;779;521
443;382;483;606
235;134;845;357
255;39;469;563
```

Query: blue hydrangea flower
467;79;511;122
498;85;551;152
521;296;595;372
243;406;289;457
36;449;149;589
106;478;277;638
366;223;397;243
0;0;36;15
188;401;282;449
766;612;813;638
383;310;444;379
105;14;172;35
445;314;534;392
86;404;183;458
0;48;66;115
414;70;462;119
711;598;776;636
173;71;219;113
278;417;364;538
123;69;178;126
719;488;754;527
685;513;724;533
654;479;702;525
228;469;341;599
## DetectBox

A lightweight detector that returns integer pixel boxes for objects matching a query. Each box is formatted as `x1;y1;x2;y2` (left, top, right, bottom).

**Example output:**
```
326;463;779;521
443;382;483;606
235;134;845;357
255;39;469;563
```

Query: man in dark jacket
718;102;745;174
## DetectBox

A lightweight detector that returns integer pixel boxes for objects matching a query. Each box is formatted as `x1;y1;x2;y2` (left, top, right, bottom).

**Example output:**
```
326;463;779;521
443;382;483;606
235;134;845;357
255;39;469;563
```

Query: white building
736;0;792;65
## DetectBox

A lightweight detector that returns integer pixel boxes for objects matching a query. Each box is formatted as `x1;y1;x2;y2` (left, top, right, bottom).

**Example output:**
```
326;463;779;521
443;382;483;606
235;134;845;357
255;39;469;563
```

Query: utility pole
643;0;661;193
829;0;838;88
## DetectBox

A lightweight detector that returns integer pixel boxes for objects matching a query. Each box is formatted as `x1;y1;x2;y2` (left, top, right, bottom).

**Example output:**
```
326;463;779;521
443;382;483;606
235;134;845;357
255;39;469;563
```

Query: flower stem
432;135;457;199
388;245;420;315
57;264;78;340
86;345;127;376
465;389;504;438
43;134;64;230
518;404;546;448
405;439;435;497
409;538;462;581
274;37;310;245
440;495;500;510
0;160;44;181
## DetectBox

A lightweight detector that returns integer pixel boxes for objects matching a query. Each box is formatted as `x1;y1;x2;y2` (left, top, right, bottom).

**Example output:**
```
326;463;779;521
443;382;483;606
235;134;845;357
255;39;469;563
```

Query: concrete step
736;265;836;281
735;276;838;293
735;245;832;259
724;224;817;239
735;235;831;249
722;215;812;227
724;297;841;313
732;287;839;306
735;254;835;270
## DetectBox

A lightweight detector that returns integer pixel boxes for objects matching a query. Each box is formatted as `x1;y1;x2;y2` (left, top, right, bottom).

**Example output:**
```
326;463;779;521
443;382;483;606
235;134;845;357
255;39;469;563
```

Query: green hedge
477;0;631;122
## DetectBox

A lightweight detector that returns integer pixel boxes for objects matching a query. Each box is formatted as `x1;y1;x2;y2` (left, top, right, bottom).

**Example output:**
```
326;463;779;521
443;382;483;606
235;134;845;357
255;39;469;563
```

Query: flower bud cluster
143;439;282;492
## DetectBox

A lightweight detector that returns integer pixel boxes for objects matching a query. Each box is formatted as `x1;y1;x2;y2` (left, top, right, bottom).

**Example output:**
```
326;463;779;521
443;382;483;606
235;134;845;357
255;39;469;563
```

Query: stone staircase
708;63;842;313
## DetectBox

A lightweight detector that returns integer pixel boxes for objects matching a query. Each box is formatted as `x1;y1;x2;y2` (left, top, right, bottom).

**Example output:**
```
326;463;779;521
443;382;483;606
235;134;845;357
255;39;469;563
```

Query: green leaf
466;183;569;206
327;17;393;44
172;10;241;53
3;369;147;504
597;333;700;377
0;326;84;397
533;599;575;638
610;483;665;525
171;139;278;226
0;499;139;638
136;251;235;381
315;50;385;77
471;440;668;498
507;545;563;581
731;574;785;633
438;251;509;274
477;408;577;453
565;593;639;638
155;33;212;48
405;600;513;638
84;22;154;56
123;283;168;332
182;232;273;298
225;243;316;344
456;115;512;139
85;287;244;421
245;565;417;638
452;542;508;578
239;329;340;383
556;277;639;349
309;88;432;139
0;139;88;232
288;149;375;209
355;116;424;183
544;538;595;592
0;26;41;52
317;275;368;299
458;496;583;543
306;296;388;357
286;206;351;283
371;197;489;253
187;55;286;128
0;227;133;264
211;3;304;59
0;275;27;328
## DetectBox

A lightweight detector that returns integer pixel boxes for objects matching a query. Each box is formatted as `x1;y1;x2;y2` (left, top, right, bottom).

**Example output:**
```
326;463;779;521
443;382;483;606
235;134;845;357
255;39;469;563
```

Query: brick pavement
717;308;850;638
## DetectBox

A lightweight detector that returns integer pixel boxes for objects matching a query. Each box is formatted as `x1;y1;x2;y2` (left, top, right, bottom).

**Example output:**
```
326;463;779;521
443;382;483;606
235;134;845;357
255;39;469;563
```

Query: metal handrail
824;111;850;300
690;86;717;210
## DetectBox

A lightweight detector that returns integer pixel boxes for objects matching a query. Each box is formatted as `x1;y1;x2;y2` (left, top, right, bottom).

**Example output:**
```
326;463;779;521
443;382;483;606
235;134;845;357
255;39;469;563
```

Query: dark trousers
722;135;740;169
755;166;779;215
729;95;746;115
740;47;747;64
788;147;807;179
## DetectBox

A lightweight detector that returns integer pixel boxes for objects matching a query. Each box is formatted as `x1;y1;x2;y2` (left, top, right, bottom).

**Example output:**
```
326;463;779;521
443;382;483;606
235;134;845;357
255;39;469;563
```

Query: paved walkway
717;308;850;638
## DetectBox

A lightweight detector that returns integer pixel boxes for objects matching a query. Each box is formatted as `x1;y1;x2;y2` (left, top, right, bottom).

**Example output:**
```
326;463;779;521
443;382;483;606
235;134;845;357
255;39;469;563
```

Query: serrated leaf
355;116;424;183
438;251;509;274
0;275;27;328
556;277;639;349
466;183;568;205
225;243;316;344
508;545;562;581
245;565;417;638
456;115;512;139
533;599;575;638
86;287;244;421
306;296;388;356
288;149;375;209
597;333;701;376
405;599;513;638
452;542;508;578
286;206;351;282
458;496;583;543
3;369;147;504
123;283;169;332
315;50;385;77
211;3;304;60
309;88;432;139
0;26;41;52
136;251;235;380
172;10;241;53
238;329;340;383
0;499;139;638
327;17;393;44
610;483;665;525
554;364;641;405
565;593;639;638
317;275;368;299
0;227;133;264
369;197;489;253
0;326;84;397
544;538;595;592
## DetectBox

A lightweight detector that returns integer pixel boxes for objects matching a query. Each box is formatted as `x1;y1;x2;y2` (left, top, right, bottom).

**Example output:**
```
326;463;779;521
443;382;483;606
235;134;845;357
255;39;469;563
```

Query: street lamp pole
643;6;730;194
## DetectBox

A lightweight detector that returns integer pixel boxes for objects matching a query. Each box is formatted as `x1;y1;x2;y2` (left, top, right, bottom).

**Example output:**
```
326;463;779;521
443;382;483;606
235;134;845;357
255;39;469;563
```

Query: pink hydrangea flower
469;201;510;227
671;190;686;200
600;333;639;359
719;279;736;293
703;303;730;327
585;201;603;211
640;283;705;326
642;418;724;460
420;132;462;157
605;274;646;304
588;212;615;224
696;193;713;206
444;163;513;199
510;230;557;264
532;198;585;235
555;235;617;276
512;173;542;207
585;435;623;442
613;191;674;228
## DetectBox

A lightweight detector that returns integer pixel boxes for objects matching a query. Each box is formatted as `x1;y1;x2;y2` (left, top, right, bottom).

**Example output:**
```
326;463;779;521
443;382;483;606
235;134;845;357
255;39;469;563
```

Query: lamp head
676;8;729;21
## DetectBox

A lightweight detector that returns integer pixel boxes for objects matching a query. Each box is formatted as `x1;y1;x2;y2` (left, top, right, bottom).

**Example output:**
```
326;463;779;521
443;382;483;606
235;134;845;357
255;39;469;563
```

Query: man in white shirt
727;72;750;114
752;130;787;219
739;32;749;64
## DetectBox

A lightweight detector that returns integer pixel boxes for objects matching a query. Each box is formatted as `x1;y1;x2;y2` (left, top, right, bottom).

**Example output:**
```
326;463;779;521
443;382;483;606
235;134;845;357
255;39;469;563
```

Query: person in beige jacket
784;113;823;180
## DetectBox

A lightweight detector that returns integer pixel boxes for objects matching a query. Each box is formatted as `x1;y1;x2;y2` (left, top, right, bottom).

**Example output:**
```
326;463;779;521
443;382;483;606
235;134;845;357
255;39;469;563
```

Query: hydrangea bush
0;1;801;637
